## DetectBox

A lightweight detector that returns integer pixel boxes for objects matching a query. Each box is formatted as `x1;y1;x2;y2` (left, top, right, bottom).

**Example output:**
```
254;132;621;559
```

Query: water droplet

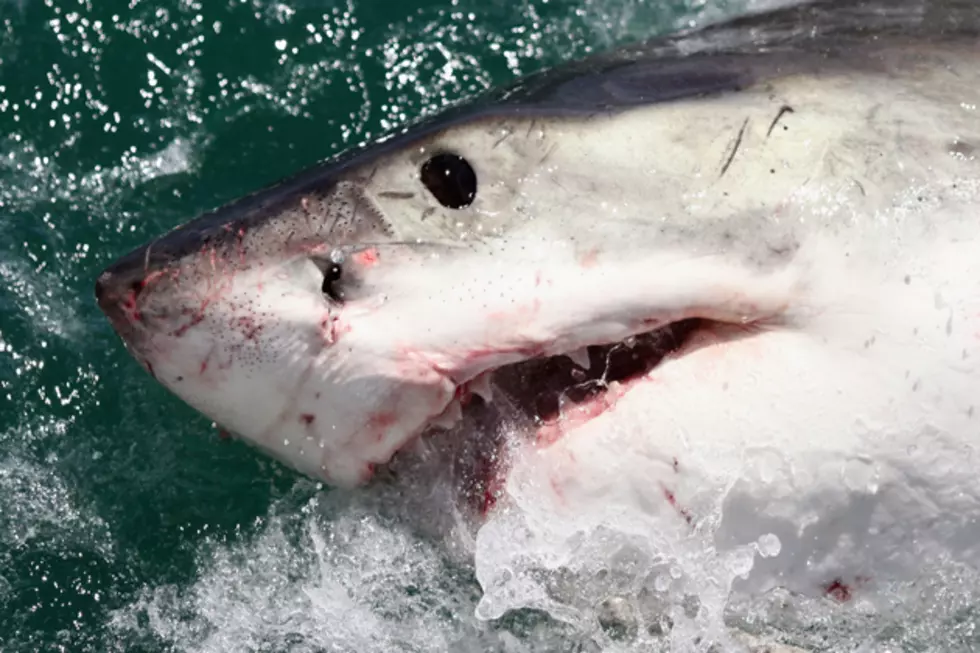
728;547;756;577
758;533;782;558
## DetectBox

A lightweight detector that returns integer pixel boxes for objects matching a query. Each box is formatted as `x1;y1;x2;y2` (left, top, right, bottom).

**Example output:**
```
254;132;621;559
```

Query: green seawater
0;1;763;650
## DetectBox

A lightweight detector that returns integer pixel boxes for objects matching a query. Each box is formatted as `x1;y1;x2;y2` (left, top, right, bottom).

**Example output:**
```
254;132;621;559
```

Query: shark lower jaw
391;317;740;513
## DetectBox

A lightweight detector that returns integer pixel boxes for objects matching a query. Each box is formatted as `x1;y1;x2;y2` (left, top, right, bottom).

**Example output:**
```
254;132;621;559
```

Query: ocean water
3;0;979;652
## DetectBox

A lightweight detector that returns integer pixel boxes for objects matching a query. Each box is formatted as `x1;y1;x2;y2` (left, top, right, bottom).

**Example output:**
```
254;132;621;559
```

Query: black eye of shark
420;153;477;209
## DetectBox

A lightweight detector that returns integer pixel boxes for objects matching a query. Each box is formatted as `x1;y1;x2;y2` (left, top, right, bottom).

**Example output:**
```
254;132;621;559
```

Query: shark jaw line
387;316;763;504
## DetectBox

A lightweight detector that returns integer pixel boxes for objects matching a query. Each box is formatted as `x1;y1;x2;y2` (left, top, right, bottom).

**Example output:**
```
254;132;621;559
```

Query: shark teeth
565;347;591;370
466;372;494;403
431;399;463;430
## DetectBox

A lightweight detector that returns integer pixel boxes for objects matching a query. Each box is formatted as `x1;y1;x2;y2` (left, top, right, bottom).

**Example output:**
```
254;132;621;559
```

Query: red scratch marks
300;413;315;425
198;345;216;376
824;578;852;602
362;463;376;483
115;268;175;325
172;278;232;338
482;488;499;515
235;316;262;341
121;288;143;323
141;268;168;289
352;248;379;267
172;312;205;338
659;482;694;526
478;457;509;517
824;576;870;602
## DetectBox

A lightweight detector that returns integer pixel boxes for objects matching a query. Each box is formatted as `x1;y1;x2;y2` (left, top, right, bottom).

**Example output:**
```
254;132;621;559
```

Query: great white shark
96;0;980;621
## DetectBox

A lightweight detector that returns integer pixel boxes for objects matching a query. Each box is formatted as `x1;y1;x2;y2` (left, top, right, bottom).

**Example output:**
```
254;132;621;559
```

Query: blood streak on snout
352;247;379;267
118;270;170;325
121;287;143;323
171;258;237;338
172;307;208;338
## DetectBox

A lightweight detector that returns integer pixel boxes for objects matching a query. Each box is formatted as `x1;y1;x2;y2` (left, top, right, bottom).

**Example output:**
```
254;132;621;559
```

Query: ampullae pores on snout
96;0;980;604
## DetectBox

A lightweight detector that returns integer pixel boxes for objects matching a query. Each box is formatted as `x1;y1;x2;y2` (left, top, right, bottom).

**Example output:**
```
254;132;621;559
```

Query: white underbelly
476;236;980;614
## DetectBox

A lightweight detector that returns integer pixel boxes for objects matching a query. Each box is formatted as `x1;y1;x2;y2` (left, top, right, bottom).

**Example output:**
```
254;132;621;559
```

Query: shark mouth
491;319;702;434
401;319;707;517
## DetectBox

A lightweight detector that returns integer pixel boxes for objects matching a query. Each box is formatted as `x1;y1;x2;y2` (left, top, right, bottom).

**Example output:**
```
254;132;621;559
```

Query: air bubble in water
728;547;756;578
758;533;782;558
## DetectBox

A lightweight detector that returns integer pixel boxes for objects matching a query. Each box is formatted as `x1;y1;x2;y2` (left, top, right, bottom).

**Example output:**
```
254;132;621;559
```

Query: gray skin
94;0;979;497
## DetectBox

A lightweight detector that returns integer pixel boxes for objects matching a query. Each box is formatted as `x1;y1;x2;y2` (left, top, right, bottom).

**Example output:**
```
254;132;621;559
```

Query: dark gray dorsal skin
95;0;977;293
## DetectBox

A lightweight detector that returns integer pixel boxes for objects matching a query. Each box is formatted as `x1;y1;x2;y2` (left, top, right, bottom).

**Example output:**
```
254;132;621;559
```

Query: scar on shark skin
766;105;794;137
719;118;750;178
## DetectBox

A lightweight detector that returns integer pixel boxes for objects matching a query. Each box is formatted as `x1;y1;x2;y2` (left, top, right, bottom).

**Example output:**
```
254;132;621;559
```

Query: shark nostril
95;270;145;304
129;279;144;299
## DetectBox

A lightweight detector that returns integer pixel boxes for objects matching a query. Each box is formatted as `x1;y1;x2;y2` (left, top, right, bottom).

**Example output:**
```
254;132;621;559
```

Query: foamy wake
105;423;980;653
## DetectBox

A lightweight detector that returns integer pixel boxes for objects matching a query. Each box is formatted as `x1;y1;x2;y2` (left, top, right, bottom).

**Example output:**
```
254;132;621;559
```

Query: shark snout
95;262;143;332
94;240;173;342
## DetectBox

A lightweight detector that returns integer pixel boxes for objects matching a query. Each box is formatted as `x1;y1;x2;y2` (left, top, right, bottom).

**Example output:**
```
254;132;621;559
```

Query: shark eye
420;153;477;209
322;262;344;302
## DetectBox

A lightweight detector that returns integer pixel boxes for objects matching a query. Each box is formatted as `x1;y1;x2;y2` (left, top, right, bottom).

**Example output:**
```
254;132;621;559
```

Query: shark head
92;18;834;490
93;0;980;616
